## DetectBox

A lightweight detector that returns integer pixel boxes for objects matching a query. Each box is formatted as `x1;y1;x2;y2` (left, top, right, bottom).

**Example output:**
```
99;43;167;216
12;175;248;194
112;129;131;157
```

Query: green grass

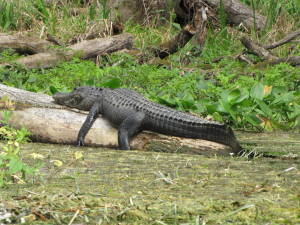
0;0;299;132
0;1;300;223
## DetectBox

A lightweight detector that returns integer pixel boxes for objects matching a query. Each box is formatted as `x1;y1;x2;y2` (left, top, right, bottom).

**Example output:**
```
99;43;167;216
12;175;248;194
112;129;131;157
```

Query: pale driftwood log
0;33;133;69
0;33;54;54
0;84;232;156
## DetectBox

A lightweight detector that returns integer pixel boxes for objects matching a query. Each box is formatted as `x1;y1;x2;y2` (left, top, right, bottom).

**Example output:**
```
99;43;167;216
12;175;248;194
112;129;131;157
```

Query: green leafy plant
0;0;299;132
0;111;40;187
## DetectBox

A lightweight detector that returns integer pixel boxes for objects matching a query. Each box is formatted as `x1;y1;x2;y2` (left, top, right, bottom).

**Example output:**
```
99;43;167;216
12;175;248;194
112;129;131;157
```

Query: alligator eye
73;94;82;101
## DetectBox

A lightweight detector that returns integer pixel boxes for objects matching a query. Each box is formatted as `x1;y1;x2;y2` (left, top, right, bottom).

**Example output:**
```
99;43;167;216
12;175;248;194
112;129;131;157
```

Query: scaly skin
53;86;242;154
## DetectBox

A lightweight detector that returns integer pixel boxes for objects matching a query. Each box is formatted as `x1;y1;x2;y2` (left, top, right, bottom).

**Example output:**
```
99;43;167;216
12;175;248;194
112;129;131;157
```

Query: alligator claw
77;138;85;147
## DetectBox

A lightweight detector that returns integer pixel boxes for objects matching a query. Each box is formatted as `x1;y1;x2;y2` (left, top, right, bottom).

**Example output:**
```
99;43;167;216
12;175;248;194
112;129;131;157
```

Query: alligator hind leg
118;112;145;150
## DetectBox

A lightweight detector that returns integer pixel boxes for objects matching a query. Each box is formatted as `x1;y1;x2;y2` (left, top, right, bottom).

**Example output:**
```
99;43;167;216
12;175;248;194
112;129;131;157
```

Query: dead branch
46;34;64;46
264;28;300;50
269;56;300;67
240;37;277;61
145;3;211;60
151;25;195;59
240;36;300;66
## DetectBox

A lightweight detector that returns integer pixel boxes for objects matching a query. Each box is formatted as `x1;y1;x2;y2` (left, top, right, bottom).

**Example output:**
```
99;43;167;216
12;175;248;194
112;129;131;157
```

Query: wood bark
150;0;267;61
146;3;211;60
264;28;300;50
0;33;54;54
0;84;232;156
175;0;266;31
207;0;266;31
0;33;133;69
151;25;195;59
240;36;300;66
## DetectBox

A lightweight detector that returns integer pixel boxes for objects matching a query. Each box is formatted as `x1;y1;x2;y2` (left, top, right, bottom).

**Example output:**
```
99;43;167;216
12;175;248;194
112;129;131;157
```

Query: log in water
0;84;232;155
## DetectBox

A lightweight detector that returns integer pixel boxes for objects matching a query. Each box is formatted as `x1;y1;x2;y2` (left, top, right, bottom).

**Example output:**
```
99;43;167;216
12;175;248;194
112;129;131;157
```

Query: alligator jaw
52;92;74;105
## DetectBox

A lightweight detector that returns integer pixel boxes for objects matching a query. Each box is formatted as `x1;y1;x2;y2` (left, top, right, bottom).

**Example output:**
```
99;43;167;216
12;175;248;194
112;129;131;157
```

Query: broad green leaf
219;99;237;120
180;93;195;110
157;96;177;107
272;91;295;105
221;88;249;106
85;79;95;86
227;89;241;103
195;103;206;113
235;89;249;103
255;99;273;119
212;112;224;122
49;85;58;94
244;113;262;126
206;103;219;114
250;83;264;100
101;78;121;88
288;104;300;119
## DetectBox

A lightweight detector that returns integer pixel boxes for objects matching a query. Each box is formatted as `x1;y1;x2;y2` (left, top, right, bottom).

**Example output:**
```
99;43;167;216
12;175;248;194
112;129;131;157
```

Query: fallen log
146;0;267;62
0;33;54;55
0;84;232;156
0;33;133;69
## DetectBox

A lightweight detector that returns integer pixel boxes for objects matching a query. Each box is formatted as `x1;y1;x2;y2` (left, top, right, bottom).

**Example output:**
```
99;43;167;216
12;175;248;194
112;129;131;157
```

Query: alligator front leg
118;112;145;150
77;101;101;146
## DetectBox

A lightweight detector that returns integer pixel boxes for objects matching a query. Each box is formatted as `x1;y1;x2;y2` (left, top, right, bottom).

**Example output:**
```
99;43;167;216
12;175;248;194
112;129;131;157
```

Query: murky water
1;132;299;224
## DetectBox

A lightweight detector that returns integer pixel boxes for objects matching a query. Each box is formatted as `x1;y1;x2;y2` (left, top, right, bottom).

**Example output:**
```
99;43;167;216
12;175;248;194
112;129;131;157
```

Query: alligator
53;86;243;154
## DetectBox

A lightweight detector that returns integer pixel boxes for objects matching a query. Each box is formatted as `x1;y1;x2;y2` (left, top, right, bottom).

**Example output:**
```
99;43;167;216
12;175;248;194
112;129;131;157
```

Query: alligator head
53;86;105;111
